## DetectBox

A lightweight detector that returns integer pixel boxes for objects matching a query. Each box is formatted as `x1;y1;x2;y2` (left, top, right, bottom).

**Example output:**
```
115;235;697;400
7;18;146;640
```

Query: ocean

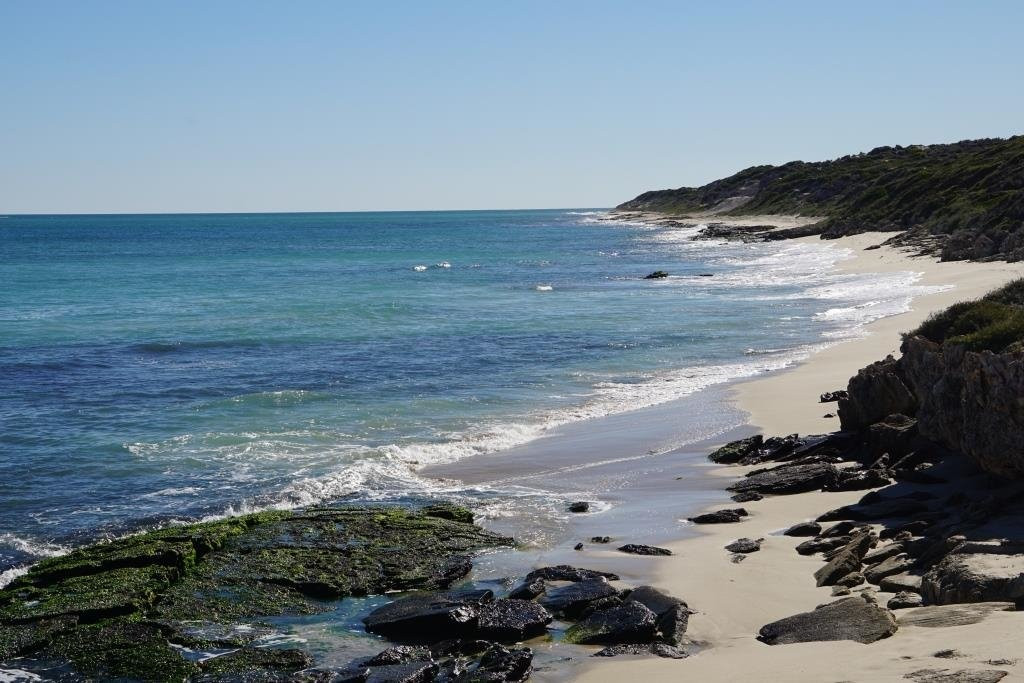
0;209;942;580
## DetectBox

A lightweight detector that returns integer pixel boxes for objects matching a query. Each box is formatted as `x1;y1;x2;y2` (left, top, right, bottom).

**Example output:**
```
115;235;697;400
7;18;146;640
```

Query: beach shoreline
571;230;1024;682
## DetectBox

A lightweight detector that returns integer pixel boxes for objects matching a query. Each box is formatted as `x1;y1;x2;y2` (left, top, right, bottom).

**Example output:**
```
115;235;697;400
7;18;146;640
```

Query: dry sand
576;232;1024;683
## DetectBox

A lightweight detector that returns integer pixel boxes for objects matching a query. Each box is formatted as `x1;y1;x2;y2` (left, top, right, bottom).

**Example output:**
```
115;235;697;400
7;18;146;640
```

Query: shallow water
0;209;943;575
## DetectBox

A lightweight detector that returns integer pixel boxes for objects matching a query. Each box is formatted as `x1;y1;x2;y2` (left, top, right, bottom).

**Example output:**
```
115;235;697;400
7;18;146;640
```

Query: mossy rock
0;504;510;679
38;620;200;681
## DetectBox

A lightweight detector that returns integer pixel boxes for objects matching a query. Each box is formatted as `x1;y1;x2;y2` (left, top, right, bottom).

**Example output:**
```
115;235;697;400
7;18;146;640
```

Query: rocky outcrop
838;356;918;431
900;336;1024;478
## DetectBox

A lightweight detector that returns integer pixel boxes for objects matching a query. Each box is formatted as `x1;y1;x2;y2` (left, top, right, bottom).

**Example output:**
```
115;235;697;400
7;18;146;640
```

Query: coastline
574;231;1024;682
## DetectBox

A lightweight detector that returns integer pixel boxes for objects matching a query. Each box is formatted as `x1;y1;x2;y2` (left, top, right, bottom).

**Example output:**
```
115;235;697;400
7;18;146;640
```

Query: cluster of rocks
327;562;693;680
705;406;1024;647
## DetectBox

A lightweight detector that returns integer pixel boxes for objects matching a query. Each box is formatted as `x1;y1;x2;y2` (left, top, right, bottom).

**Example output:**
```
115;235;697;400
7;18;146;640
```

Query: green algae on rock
0;504;511;680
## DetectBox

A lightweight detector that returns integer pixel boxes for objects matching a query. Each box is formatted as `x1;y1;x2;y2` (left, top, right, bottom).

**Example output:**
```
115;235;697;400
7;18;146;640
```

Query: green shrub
948;309;1024;352
907;280;1024;352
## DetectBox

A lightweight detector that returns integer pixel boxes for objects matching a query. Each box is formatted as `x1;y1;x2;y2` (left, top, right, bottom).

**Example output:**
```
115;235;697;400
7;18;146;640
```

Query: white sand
576;233;1024;682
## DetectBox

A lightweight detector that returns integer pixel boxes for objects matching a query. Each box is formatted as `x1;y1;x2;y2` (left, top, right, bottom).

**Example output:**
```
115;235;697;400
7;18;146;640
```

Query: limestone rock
922;551;1024;604
757;595;898;645
838;355;917;431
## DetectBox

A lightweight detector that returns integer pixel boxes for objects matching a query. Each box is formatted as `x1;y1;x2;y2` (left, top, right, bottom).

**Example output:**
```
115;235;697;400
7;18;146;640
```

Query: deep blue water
0;209;935;574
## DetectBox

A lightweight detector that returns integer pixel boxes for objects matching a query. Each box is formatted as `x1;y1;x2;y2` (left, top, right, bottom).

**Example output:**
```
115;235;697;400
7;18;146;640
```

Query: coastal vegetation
911;278;1024;352
616;136;1024;261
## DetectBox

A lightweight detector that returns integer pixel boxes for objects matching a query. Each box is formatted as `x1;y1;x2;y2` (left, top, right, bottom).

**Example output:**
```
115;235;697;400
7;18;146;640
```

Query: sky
1;1;1022;214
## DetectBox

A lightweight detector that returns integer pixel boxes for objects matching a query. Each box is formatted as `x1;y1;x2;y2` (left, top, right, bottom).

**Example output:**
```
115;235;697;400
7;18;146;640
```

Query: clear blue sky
2;1;1022;214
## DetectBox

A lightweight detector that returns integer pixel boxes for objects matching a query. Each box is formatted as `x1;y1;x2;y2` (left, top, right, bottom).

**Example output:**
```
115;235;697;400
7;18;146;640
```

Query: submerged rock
643;270;669;279
757;595;898;645
568;501;591;513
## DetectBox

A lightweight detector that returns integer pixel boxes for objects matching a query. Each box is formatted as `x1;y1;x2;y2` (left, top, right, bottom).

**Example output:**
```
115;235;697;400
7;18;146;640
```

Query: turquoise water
0;210;938;575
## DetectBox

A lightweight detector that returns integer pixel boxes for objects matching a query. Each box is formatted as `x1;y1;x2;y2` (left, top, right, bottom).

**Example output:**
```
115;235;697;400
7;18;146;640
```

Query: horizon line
0;206;612;218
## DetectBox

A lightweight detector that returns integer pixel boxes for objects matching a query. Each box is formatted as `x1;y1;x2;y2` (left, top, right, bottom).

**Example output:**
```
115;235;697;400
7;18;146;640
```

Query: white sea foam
0;669;43;682
535;285;553;291
413;265;427;271
0;534;69;588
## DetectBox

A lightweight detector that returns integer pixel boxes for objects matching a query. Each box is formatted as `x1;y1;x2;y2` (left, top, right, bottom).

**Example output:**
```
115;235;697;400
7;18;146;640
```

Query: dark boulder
564;601;658;645
458;645;533;683
820;390;848;403
731;491;764;503
814;532;877;587
795;536;851;556
724;538;762;554
363;589;493;642
590;536;611;544
825;468;892;492
865;554;915;585
617;544;672;556
644;270;669;279
689;508;748;524
568;501;591;513
728;462;840;496
476;599;552;642
507;578;546;601
707;435;763;464
757;595;898;645
625;585;691;645
523;565;618;583
783;521;822;537
539;579;619;618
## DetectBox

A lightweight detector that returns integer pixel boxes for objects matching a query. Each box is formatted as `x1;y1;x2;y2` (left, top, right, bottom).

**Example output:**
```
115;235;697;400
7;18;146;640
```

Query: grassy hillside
617;136;1024;261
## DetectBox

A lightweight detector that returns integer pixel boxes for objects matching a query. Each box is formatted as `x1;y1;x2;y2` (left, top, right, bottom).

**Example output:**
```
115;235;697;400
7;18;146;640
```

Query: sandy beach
574;232;1024;682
